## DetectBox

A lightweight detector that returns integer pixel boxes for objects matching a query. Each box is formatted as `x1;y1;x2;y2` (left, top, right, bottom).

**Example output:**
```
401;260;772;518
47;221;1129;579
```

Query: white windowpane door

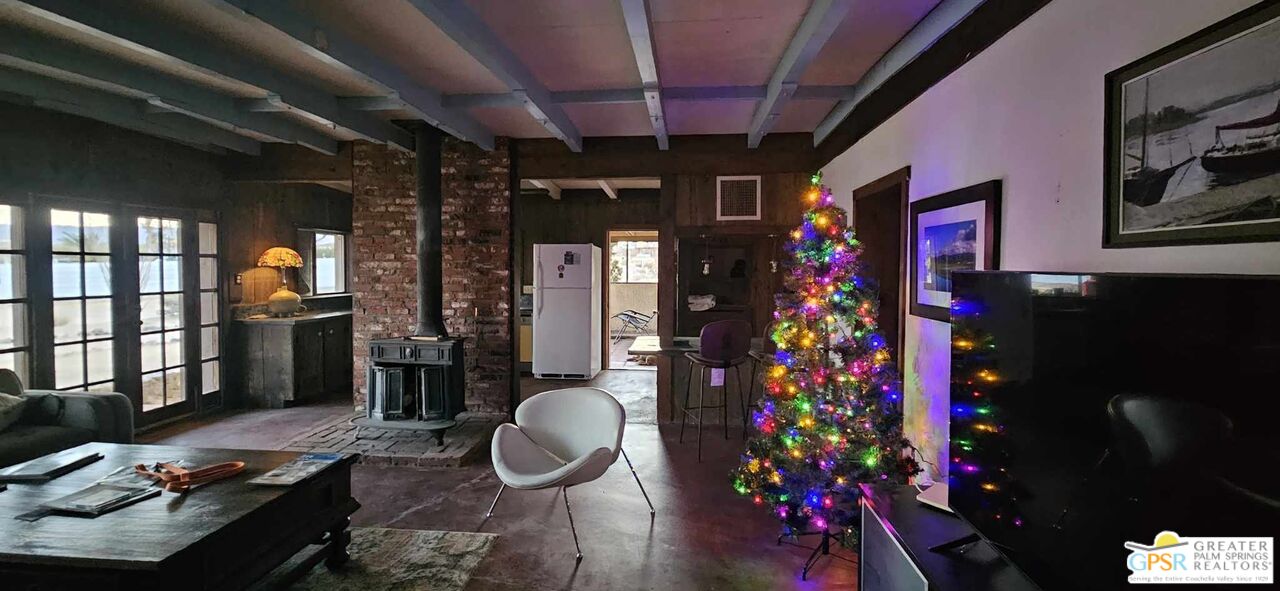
137;216;185;411
198;222;220;396
51;209;113;391
0;205;28;383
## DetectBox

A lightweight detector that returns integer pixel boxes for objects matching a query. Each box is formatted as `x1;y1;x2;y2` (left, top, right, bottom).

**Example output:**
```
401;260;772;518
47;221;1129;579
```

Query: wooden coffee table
0;442;359;590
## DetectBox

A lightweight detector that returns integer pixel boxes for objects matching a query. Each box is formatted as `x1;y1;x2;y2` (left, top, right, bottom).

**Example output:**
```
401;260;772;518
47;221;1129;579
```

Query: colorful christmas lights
730;172;919;548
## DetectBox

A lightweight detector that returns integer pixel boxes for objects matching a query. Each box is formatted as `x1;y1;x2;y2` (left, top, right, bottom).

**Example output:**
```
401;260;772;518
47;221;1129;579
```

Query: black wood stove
365;125;466;429
367;337;465;422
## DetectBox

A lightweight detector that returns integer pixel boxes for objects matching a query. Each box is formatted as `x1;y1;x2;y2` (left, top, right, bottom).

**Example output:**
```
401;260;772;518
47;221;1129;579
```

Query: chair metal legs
680;360;749;461
484;483;506;518
621;447;656;516
562;486;583;561
679;361;693;443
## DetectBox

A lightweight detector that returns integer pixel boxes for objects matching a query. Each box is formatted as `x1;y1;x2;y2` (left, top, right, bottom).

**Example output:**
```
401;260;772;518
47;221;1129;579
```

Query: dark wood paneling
224;143;353;190
519;134;820;178
814;0;1051;165
0;102;223;208
515;190;661;285
226;184;352;304
672;172;807;230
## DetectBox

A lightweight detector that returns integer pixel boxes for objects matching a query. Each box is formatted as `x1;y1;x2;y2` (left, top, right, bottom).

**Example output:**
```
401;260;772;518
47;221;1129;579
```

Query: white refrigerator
532;244;602;379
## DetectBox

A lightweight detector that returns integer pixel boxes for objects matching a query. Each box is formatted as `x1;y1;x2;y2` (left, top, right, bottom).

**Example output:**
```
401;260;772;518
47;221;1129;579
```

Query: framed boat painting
909;181;1001;322
1104;1;1280;247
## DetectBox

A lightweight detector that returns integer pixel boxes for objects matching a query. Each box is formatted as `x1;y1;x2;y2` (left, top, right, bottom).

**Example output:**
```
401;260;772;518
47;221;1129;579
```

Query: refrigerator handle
535;259;544;317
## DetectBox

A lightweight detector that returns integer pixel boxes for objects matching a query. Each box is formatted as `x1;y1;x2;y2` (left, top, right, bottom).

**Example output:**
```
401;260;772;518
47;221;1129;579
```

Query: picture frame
1104;2;1280;248
909;180;1001;322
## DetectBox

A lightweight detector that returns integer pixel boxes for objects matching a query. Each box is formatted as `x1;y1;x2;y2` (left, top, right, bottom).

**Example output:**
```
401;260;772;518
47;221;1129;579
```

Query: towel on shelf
687;294;716;312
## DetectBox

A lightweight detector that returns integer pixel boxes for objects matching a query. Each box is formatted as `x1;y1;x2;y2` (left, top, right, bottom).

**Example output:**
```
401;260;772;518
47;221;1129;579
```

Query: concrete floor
147;372;858;590
522;370;658;425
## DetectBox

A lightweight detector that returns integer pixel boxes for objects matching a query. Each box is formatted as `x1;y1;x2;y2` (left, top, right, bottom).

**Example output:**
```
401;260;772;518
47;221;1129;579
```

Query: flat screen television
948;271;1280;591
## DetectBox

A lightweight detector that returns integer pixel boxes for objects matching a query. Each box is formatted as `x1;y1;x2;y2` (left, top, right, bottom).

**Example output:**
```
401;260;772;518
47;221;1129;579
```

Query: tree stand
777;529;857;581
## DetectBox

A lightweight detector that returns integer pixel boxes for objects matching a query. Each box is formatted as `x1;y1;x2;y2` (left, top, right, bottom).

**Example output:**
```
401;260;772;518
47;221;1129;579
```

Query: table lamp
257;246;304;317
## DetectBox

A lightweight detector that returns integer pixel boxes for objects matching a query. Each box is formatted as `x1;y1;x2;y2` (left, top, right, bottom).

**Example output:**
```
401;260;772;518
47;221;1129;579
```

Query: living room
1;1;1278;590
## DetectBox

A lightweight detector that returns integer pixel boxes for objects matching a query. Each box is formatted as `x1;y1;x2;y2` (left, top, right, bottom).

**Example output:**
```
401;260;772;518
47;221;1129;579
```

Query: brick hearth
282;412;504;468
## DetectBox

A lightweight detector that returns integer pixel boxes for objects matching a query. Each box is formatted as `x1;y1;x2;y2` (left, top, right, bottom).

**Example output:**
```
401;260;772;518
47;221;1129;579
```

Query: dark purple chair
680;319;752;461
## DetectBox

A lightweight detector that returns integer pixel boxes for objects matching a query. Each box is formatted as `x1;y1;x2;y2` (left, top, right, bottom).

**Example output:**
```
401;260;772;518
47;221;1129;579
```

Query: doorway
605;229;658;371
850;167;909;363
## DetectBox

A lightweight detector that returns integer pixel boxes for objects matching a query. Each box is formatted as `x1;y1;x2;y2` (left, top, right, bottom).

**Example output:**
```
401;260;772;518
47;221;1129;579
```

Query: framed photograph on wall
1104;1;1280;247
909;181;1001;322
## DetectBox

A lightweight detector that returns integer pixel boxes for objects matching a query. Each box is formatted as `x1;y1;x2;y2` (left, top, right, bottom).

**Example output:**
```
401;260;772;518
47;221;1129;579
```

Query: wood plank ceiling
0;0;968;156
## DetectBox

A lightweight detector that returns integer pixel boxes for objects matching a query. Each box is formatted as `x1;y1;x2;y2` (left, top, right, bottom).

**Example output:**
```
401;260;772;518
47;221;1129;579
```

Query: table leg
325;517;351;569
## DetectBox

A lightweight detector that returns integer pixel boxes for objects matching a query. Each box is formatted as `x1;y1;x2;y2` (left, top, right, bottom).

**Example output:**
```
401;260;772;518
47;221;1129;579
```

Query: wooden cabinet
234;311;353;408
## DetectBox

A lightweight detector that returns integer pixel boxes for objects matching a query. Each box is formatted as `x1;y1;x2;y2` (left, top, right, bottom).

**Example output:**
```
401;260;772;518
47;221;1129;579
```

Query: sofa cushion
0;425;95;469
0;369;21;397
19;393;65;426
0;392;25;434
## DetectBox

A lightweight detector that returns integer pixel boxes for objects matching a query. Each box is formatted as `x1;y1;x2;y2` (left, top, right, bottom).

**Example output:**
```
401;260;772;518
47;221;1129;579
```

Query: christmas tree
731;172;918;546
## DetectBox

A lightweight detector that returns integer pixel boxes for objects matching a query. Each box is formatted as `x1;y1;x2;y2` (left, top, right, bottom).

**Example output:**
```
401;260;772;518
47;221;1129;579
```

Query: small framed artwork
909;181;1001;322
1104;1;1280;247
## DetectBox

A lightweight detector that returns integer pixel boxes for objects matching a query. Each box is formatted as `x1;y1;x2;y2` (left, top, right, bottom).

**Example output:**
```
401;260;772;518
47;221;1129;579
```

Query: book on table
248;453;345;486
0;450;103;483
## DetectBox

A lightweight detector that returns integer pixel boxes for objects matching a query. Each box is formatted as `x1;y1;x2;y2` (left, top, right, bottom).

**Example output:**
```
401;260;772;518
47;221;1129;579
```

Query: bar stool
742;321;778;438
680;319;751;461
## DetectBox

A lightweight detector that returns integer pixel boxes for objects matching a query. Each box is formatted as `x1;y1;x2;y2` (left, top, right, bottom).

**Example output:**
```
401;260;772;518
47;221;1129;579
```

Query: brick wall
351;138;513;414
351;141;418;407
442;137;512;414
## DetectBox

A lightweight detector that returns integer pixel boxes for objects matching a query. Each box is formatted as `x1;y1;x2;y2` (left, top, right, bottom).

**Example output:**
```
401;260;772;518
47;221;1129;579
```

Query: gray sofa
0;370;134;468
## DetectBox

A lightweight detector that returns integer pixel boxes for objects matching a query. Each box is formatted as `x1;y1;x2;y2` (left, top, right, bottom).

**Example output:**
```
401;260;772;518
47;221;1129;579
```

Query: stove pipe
415;124;447;338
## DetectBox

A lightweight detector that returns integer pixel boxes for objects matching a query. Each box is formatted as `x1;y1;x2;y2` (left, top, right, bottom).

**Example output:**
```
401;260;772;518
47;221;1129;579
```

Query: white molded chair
486;387;654;560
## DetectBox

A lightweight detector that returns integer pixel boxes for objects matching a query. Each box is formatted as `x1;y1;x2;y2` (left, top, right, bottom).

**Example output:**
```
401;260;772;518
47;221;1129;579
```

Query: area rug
284;527;498;591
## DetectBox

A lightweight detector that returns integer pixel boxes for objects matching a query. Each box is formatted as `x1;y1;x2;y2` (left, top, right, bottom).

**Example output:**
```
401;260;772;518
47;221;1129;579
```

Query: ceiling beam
0;65;259;154
407;0;582;152
0;25;338;154
217;0;494;150
336;94;409;112
618;0;666;150
598;179;619;200
528;179;561;200
13;0;413;150
747;0;850;149
814;0;984;145
440;85;854;109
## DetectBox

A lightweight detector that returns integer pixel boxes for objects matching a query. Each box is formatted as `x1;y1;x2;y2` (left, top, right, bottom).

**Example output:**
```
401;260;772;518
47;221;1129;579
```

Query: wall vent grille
716;176;761;221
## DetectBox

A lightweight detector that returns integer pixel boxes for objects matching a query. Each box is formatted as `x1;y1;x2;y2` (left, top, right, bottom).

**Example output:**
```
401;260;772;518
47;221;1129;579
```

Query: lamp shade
257;246;304;268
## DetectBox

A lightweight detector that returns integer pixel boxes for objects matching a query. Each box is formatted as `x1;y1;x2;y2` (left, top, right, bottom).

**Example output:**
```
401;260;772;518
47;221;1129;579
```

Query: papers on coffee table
248;453;344;486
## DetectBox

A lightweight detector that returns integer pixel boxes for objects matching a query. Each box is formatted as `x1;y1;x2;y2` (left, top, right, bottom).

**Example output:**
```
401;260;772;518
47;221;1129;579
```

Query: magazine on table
35;460;188;517
40;483;160;516
248;453;344;486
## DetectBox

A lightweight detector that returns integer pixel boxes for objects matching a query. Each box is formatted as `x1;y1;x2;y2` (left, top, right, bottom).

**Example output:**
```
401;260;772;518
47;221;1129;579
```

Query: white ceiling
0;0;947;154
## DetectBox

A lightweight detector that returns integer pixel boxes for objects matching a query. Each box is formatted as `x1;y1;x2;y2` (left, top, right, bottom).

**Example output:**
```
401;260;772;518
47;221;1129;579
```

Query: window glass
609;240;658;283
313;232;347;294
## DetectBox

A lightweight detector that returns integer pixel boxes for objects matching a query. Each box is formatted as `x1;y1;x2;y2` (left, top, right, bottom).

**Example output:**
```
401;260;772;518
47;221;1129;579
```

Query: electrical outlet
234;273;243;285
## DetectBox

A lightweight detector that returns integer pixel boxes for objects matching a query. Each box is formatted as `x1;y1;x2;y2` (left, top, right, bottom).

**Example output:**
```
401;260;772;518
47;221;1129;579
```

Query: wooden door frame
602;225;659;370
850;166;910;361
